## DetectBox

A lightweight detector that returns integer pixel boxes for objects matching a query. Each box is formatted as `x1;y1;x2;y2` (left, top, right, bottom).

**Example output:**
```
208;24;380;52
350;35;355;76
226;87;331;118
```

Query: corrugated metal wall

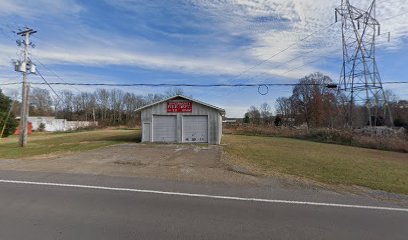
140;100;223;144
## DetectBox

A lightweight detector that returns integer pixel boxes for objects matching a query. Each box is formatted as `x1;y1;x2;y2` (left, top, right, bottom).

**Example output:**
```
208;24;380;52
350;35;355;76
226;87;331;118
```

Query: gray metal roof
135;95;225;113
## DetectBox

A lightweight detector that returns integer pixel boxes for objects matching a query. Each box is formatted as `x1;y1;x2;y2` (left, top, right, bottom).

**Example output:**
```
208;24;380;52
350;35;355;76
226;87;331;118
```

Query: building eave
135;95;225;113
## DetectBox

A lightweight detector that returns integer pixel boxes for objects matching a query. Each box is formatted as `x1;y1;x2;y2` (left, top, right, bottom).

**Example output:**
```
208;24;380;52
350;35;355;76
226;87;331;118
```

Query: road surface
0;170;407;239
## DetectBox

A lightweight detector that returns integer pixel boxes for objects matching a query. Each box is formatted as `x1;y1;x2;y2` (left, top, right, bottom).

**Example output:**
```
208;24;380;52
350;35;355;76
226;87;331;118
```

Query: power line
231;42;343;85
0;82;21;86
2;81;408;87
382;10;408;22
31;82;320;87
222;22;339;82
232;49;320;84
1;12;405;94
36;69;63;103
280;58;323;75
4;21;341;89
27;24;341;90
243;47;342;84
32;57;83;93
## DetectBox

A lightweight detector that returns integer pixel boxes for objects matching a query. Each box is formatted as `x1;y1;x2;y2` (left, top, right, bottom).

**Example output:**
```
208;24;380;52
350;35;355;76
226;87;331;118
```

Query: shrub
224;125;408;153
0;112;18;138
304;129;353;145
38;123;46;132
394;119;408;131
274;116;282;127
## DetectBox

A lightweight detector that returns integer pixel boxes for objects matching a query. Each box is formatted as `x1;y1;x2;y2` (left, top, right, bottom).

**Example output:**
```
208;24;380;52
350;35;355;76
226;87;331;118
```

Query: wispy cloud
1;0;407;82
0;0;83;18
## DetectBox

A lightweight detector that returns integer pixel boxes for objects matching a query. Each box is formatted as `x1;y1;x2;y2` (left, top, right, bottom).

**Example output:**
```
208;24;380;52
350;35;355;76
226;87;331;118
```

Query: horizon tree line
244;72;408;129
8;87;185;128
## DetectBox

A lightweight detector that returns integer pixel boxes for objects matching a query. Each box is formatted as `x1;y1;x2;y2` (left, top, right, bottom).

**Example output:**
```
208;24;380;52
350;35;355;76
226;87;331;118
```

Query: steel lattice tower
335;0;393;127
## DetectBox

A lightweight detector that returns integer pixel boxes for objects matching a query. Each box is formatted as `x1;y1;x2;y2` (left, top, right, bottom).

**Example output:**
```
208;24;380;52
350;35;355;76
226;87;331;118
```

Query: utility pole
15;27;37;147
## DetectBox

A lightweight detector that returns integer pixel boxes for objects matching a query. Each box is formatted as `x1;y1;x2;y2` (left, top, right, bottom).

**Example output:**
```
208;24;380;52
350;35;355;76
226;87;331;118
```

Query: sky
0;0;407;117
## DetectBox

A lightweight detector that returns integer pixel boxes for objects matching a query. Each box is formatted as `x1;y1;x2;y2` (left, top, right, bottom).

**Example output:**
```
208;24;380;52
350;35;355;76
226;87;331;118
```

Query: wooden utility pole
16;28;36;147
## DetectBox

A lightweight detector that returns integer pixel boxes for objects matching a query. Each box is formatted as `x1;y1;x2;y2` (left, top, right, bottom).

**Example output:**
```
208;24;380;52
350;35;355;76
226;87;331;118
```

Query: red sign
167;101;192;112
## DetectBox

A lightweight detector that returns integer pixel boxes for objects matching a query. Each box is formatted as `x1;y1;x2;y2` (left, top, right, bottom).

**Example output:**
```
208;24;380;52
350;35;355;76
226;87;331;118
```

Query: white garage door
153;115;177;142
183;116;208;143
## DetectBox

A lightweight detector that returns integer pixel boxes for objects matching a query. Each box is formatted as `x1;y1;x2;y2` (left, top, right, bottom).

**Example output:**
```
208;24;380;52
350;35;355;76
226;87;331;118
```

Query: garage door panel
153;115;177;142
183;116;208;143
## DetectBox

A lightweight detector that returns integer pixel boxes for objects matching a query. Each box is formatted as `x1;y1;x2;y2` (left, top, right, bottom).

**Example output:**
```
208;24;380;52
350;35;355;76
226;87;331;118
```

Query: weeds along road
0;170;407;240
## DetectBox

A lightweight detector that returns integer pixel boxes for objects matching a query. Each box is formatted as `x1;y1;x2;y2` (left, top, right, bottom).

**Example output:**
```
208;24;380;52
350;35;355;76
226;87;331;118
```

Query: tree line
244;72;408;129
3;71;408;137
10;88;185;128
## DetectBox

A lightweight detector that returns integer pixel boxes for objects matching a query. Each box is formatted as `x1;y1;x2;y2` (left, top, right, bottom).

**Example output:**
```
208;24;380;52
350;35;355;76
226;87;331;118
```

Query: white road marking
0;179;407;213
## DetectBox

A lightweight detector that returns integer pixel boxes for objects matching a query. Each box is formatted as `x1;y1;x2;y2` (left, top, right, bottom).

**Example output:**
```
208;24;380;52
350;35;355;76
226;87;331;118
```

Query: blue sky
0;0;407;117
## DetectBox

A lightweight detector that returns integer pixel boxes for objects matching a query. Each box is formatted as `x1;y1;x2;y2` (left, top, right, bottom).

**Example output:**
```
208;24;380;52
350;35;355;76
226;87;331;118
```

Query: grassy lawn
0;129;141;159
223;134;408;194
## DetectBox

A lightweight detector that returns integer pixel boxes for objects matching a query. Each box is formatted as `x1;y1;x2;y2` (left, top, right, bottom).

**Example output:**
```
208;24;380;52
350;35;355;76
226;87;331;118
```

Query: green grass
223;134;408;194
0;129;141;159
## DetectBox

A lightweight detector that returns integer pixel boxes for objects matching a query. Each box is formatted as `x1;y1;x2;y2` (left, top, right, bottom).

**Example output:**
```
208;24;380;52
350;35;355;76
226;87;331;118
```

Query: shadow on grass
98;134;142;143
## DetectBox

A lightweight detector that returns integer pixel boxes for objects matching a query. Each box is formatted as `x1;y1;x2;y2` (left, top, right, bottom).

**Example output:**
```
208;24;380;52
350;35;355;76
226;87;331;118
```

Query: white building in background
25;116;97;132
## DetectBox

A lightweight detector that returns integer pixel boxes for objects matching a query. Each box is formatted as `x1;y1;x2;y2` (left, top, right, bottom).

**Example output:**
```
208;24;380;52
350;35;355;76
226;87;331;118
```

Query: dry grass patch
0;129;141;159
225;125;408;152
223;134;408;194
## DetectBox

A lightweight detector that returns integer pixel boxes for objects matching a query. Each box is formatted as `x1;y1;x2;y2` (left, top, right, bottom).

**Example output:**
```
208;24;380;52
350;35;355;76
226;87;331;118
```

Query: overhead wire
27;21;340;88
219;22;339;83
32;57;83;94
228;48;319;85
2;81;408;87
1;7;406;97
252;8;408;82
35;69;64;103
382;10;408;22
3;20;341;90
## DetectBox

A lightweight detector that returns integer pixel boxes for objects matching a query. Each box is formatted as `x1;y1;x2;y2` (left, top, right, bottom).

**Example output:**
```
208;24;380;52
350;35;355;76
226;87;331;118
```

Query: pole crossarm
15;27;36;147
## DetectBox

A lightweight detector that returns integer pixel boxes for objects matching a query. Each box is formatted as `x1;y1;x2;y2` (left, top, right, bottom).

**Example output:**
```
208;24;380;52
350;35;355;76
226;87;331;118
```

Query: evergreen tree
0;89;18;137
243;112;250;124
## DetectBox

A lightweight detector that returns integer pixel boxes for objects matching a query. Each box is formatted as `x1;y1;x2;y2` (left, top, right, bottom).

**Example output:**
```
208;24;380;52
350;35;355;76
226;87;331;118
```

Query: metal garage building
136;95;225;144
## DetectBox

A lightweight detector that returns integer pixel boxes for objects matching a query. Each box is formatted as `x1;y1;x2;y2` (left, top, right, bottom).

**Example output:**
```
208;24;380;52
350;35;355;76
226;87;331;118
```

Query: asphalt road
0;170;407;240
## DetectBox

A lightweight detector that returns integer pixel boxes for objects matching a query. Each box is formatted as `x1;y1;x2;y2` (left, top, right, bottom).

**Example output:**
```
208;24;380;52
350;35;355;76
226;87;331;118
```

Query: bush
304;129;353;145
38;123;46;132
274;116;282;127
224;124;307;137
304;128;408;152
394;119;408;131
0;112;18;138
224;124;408;153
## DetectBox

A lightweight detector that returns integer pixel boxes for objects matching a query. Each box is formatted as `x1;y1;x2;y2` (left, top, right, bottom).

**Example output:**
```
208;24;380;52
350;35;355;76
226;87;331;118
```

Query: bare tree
259;102;273;124
247;106;261;124
56;90;75;120
275;97;295;126
95;89;110;123
165;88;184;98
29;88;53;116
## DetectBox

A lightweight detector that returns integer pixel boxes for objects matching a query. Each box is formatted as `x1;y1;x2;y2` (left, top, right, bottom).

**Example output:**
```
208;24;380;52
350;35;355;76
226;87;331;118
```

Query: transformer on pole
335;0;393;127
15;27;36;147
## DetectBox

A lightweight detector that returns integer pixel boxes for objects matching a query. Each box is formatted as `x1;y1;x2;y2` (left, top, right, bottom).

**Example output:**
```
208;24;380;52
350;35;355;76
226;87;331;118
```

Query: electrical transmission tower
335;0;393;127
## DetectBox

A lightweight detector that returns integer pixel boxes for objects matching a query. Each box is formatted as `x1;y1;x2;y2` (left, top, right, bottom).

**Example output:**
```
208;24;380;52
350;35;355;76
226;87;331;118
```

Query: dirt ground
0;143;265;185
1;142;408;205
